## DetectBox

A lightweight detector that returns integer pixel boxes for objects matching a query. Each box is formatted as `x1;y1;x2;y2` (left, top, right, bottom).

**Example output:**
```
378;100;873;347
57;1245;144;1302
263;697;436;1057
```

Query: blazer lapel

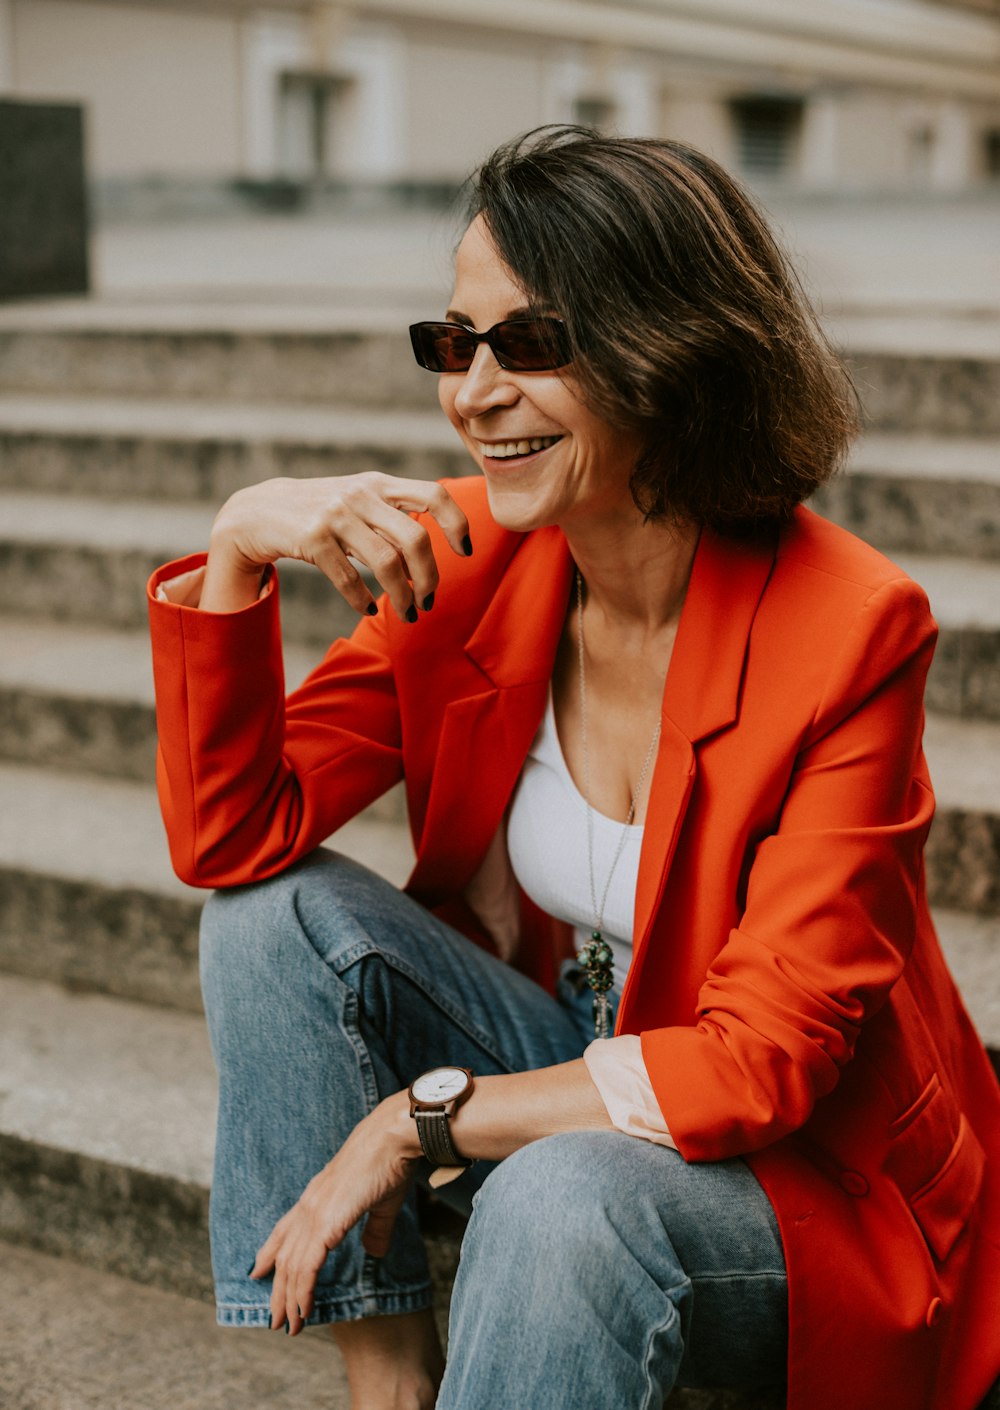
624;528;777;1015
409;526;573;901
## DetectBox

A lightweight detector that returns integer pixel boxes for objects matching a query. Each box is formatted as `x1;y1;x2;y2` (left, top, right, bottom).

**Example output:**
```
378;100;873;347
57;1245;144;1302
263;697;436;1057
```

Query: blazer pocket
908;1114;985;1262
886;1073;986;1262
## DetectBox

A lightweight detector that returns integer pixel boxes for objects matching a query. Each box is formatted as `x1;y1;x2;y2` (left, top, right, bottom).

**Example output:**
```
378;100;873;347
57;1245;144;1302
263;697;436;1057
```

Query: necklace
575;571;662;1039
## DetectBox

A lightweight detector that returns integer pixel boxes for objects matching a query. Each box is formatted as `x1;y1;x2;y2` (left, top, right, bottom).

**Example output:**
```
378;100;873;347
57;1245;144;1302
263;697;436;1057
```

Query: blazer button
839;1170;870;1197
926;1298;943;1328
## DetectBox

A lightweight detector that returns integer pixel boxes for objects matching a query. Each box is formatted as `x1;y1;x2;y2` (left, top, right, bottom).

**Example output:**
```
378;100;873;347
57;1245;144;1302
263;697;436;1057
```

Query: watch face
411;1066;470;1104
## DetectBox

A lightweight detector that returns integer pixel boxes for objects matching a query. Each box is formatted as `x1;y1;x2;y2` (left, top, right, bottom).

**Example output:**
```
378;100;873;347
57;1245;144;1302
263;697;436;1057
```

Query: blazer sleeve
642;575;938;1162
148;554;403;887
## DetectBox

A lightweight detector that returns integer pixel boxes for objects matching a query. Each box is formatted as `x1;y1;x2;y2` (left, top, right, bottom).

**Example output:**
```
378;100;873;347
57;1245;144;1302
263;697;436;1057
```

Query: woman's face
438;216;645;535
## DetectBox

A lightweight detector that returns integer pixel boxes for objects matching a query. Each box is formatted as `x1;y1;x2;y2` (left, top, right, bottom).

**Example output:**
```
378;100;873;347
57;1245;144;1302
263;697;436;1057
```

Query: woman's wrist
201;530;268;613
377;1090;425;1161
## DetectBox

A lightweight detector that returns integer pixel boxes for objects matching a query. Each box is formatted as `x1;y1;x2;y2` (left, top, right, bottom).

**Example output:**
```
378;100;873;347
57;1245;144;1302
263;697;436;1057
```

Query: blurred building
1;0;999;208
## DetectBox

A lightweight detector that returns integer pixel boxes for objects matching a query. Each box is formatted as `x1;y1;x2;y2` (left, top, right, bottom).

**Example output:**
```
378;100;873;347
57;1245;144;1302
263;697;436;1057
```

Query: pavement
76;191;1000;326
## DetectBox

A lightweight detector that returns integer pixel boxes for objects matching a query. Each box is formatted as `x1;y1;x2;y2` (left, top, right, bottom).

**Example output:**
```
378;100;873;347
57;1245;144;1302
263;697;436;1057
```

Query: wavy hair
466;126;859;537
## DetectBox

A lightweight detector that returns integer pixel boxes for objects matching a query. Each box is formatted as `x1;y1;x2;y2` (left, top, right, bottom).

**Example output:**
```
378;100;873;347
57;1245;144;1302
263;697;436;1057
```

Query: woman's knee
199;848;385;978
464;1132;659;1282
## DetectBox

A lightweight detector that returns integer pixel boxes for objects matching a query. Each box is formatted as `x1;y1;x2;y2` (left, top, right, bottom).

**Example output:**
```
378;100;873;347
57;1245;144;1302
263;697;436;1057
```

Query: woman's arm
252;1057;613;1334
148;473;470;887
645;575;938;1161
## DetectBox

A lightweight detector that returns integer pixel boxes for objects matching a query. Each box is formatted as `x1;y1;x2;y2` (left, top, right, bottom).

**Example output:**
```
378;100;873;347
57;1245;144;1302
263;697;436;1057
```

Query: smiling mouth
479;434;563;460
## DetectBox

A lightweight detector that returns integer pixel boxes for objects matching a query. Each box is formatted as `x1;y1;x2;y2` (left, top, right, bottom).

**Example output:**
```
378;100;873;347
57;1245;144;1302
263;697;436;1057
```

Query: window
278;70;351;180
984;129;1000;180
729;94;804;178
573;96;616;131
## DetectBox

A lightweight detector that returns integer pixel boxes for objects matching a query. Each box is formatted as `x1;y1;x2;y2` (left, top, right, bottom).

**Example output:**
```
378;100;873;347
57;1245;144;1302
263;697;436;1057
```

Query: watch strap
413;1110;471;1168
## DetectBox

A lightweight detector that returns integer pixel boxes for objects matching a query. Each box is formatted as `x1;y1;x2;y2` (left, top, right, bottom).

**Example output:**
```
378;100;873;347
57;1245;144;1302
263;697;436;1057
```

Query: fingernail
246;1262;256;1277
422;592;435;612
462;534;473;557
365;601;378;617
267;1313;272;1329
284;1324;290;1336
405;604;418;624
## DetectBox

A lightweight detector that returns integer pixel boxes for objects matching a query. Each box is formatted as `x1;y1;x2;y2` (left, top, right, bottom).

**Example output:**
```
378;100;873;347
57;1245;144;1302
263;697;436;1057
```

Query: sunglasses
409;317;572;373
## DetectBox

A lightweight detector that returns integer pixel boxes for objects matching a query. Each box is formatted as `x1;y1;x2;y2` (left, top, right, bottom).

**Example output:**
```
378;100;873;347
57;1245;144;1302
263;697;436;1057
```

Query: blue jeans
200;848;787;1408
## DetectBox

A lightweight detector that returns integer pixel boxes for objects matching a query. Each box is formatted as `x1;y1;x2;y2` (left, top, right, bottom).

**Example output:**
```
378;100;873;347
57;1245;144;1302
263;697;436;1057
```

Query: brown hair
467;126;859;537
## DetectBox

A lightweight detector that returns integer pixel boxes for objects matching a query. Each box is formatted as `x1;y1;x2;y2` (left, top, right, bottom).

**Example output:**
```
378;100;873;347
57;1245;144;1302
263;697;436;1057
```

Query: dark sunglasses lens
494;319;569;370
410;323;475;372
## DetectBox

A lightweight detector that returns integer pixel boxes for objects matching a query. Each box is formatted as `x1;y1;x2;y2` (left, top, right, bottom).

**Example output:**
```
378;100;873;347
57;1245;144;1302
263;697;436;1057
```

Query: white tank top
506;691;642;994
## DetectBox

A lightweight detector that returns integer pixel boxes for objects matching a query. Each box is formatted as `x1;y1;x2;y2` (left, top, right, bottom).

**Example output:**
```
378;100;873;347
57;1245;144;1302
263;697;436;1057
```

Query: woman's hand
250;1093;421;1335
201;472;471;618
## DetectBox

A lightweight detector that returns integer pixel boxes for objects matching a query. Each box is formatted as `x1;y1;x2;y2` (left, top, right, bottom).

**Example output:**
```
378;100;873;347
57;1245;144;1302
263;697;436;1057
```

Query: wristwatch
408;1066;475;1187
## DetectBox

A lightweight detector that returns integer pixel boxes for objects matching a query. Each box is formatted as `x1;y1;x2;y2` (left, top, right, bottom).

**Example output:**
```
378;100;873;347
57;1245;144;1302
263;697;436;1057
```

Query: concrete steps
0;393;469;500
0;301;998;433
0;491;364;644
0;1239;354;1410
4;495;1000;700
0;762;413;1012
0;753;995;1034
1;638;996;907
1;295;997;1410
813;435;1000;559
0;313;438;410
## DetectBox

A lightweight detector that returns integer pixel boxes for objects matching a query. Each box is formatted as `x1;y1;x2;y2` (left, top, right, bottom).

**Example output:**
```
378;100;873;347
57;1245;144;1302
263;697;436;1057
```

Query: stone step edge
1;1236;799;1410
0;396;995;476
1;1130;463;1318
0;392;463;447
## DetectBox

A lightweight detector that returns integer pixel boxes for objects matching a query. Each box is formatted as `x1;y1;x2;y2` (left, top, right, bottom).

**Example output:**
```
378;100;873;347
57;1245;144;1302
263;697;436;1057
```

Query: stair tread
932;909;1000;1051
0;1238;352;1409
0;390;459;446
923;714;1000;809
0;615;320;702
827;310;1000;358
847;433;1000;483
0;615;997;806
891;551;1000;627
3;491;1000;628
0;763;414;897
0;295;434;333
0;971;215;1183
0;490;216;553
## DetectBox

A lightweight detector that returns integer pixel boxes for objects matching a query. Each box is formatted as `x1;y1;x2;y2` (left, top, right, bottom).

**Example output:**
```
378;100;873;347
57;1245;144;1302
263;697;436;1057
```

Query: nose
449;343;520;420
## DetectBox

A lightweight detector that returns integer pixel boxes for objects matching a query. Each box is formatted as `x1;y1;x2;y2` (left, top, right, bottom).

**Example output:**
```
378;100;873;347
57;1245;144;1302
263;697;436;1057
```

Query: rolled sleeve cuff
583;1034;677;1149
152;556;272;609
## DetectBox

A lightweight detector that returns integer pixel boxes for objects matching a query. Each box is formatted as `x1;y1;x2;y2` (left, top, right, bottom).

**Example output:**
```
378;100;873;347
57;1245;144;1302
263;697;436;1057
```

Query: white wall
10;0;242;176
401;27;549;180
0;0;14;91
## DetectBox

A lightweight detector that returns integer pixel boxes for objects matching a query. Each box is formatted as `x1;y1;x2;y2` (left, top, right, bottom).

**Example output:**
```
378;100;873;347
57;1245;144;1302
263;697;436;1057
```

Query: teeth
481;435;560;459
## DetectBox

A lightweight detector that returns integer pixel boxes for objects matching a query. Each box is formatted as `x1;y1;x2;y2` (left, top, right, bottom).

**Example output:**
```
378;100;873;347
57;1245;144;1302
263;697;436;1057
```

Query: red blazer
148;478;1000;1410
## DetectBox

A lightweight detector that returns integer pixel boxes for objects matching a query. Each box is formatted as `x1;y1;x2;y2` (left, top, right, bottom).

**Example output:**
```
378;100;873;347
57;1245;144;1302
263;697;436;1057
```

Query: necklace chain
576;570;662;1037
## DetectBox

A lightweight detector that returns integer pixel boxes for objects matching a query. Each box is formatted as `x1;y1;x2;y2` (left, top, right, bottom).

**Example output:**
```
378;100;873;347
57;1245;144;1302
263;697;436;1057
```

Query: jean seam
216;1283;433;1327
641;1278;689;1410
291;893;530;1077
690;1269;786;1284
360;950;525;1072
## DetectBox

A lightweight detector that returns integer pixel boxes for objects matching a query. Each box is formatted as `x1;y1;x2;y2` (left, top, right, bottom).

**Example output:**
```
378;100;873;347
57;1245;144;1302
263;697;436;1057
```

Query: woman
148;128;1000;1410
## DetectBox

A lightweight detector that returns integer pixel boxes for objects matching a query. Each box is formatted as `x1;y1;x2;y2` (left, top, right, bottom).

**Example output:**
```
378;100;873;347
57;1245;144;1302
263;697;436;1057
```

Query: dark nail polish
284;1324;290;1336
247;1262;256;1277
405;604;418;624
365;601;378;617
267;1313;272;1329
422;592;435;612
462;534;473;557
